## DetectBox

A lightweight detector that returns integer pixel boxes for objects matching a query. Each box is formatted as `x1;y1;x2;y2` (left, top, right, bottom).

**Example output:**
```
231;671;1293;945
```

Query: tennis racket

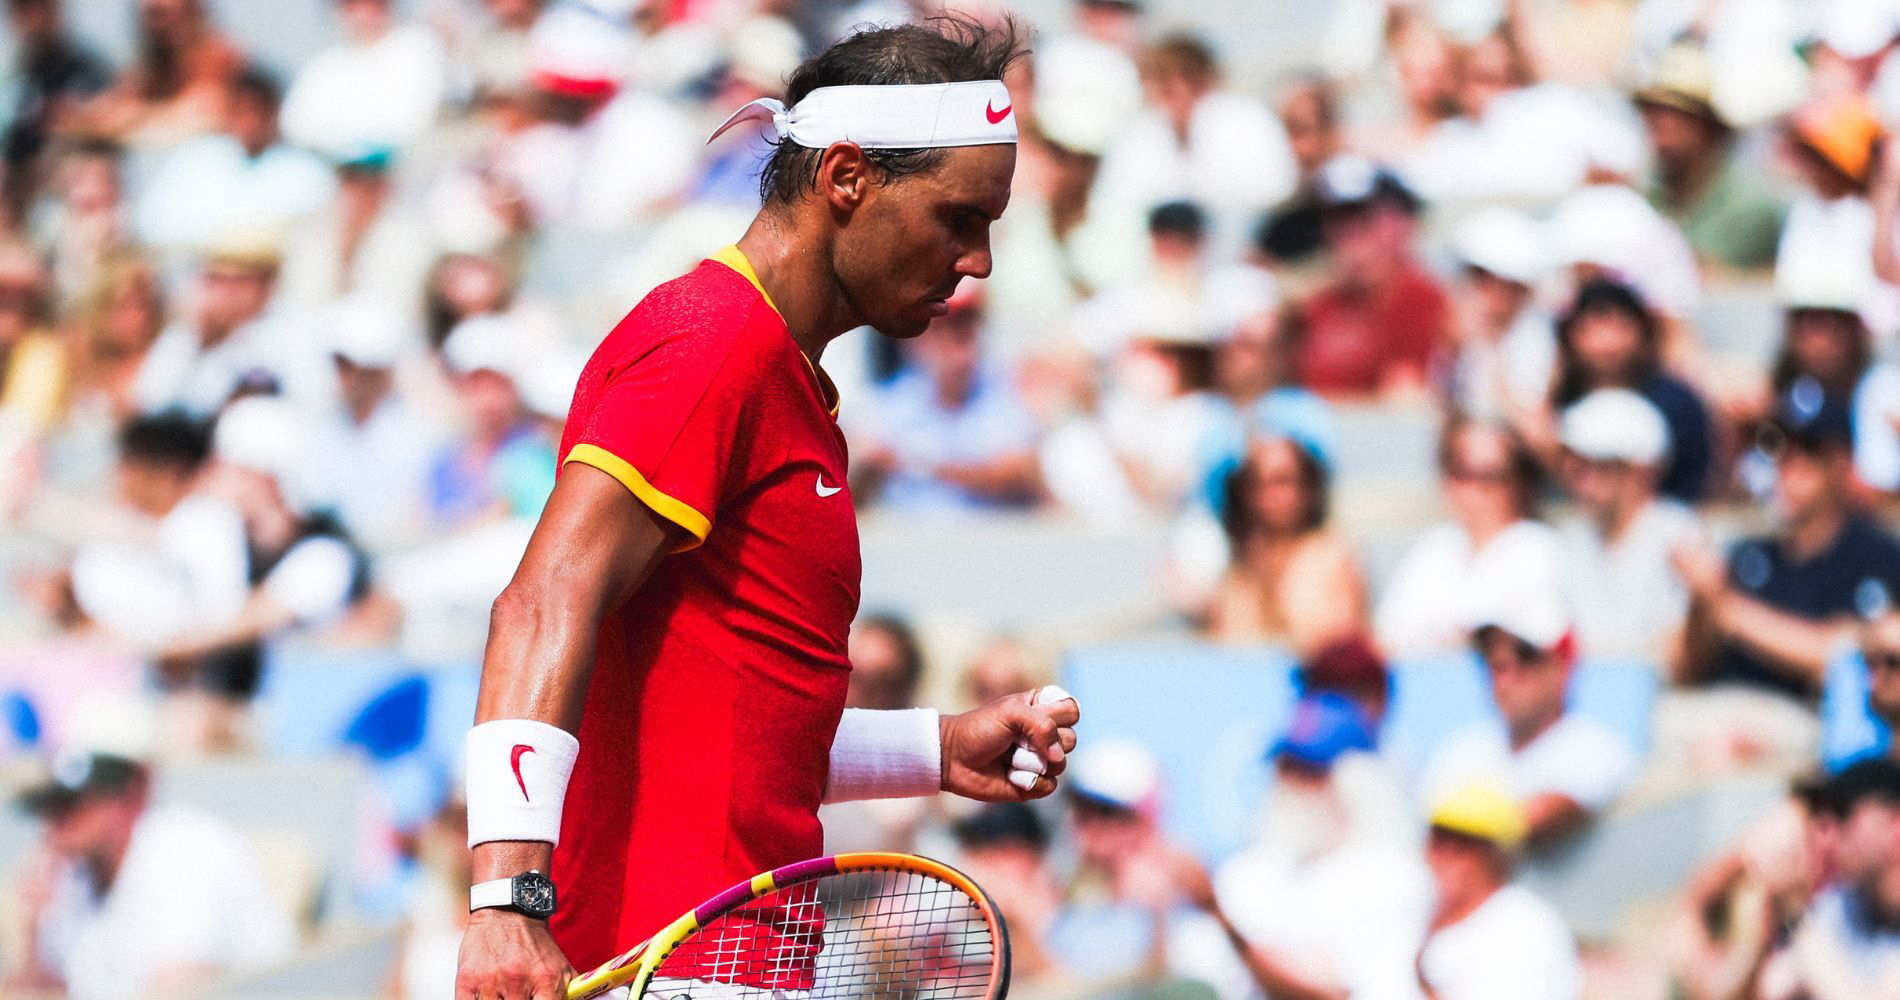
565;851;1010;1000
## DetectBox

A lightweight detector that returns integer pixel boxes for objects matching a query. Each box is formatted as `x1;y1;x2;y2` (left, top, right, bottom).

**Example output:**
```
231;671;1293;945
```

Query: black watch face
512;872;557;917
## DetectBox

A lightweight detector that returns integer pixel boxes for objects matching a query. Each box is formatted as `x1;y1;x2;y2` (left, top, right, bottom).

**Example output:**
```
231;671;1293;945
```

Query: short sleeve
563;325;757;550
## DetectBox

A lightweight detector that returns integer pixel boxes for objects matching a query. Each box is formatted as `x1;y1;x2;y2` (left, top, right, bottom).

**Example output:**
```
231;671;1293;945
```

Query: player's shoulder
594;259;787;373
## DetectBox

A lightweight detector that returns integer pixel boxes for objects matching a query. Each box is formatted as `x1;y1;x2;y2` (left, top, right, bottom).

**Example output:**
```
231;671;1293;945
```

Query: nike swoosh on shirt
511;744;535;801
816;475;843;498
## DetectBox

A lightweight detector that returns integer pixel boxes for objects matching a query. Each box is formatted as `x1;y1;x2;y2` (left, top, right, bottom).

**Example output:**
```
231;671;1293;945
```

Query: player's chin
875;306;939;339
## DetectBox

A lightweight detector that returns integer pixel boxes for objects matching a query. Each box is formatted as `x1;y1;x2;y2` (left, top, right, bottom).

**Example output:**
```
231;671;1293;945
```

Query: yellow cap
1633;41;1722;126
1789;92;1884;185
1429;782;1529;850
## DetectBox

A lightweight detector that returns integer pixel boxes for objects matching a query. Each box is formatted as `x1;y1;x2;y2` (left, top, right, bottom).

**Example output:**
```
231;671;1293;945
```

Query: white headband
708;80;1017;150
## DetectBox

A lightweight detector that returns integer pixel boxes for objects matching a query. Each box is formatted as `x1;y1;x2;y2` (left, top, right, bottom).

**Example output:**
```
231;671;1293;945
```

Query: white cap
1818;0;1900;60
214;396;308;483
1777;238;1876;315
327;295;416;369
1431;0;1507;44
58;695;159;765
1033;35;1142;156
1471;585;1572;651
1452;206;1550;286
522;347;588;421
527;5;633;95
1560;388;1671;466
727;16;803;93
1548;183;1700;318
1068;740;1161;812
441;314;524;380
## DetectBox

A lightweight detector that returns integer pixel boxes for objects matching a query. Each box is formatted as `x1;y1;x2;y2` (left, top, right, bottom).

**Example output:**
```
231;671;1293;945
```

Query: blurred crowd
1;0;1900;997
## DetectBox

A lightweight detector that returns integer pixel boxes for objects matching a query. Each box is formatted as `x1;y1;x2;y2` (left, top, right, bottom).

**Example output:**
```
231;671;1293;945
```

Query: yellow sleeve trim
563;443;711;552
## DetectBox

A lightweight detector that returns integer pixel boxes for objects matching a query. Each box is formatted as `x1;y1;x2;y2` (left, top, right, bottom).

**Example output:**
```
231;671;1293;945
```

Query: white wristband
465;719;580;848
824;707;942;803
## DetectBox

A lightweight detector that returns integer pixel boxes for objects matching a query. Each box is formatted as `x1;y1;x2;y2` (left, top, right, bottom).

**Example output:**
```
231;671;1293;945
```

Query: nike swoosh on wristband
985;99;1012;124
816;475;843;498
511;744;535;801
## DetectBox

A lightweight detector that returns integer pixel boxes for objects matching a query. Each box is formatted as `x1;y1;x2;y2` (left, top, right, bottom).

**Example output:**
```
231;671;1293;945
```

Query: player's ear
818;142;871;214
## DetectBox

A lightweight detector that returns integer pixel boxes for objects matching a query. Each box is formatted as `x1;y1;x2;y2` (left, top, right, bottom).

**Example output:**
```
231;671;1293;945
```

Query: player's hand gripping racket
566;852;1010;1000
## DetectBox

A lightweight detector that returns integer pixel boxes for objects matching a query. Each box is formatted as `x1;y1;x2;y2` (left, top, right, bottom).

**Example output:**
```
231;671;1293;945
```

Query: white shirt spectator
1375;520;1566;659
1559;497;1706;661
277;198;435;320
35;804;296;1000
853;367;1038;513
280;23;447;158
1423;714;1639;817
1854;362;1900;493
1399;85;1615;206
132;313;333;417
1093;91;1297;258
261;533;359;625
501;89;699;231
1418;883;1582;1000
316;395;449;553
1449;310;1558;423
70;494;248;646
132;137;334;255
1215;841;1434;1000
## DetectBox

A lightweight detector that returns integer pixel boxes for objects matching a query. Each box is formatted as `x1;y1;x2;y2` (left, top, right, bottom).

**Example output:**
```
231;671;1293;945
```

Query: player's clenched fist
456;908;574;1000
939;685;1081;801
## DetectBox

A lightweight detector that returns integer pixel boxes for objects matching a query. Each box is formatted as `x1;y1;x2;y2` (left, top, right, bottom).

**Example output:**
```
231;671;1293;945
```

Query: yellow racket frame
566;851;1008;1000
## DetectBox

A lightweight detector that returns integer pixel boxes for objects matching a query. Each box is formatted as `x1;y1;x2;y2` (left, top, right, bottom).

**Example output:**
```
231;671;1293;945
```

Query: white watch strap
470;876;515;912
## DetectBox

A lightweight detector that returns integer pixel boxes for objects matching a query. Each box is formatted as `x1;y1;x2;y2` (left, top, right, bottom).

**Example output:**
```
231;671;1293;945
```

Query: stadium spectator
31;139;132;310
1205;434;1367;655
1047;742;1230;993
0;240;65;511
1416;783;1583;1000
422;251;513;349
154;397;370;745
843;614;926;713
1300;634;1393;730
435;0;544;103
73;0;244;145
280;0;447;159
131;65;334;259
1423;593;1639;851
1635;41;1786;270
1184;692;1429;1000
1781;758;1900;998
951;803;1065;988
59;251;162;435
1545;279;1716;503
425;314;554;531
1298;155;1448;398
2;698;295;999
1547;177;1706;355
1823;607;1900;770
131;240;328;416
1093;33;1296;258
1442;206;1557;424
960;637;1050;711
1775;92;1885;343
1675;395;1900;702
1556;388;1707;663
276;145;434;320
1763;274;1900;497
1375;418;1563;658
851;285;1041;512
0;0;109;221
313;295;442;553
1252;73;1342;265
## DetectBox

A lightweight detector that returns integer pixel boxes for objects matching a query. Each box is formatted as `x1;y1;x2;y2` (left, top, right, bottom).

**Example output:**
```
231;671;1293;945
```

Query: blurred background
2;0;1900;997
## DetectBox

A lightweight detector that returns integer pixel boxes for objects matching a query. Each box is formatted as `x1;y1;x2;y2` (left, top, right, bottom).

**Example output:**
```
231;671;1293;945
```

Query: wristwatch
470;870;558;919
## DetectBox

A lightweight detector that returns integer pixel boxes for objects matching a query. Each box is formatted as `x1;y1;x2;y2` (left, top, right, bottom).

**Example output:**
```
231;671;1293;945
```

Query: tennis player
456;19;1078;1000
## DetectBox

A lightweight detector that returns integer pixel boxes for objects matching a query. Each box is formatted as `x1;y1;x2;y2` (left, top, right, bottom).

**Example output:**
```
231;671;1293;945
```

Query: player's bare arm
459;464;677;1000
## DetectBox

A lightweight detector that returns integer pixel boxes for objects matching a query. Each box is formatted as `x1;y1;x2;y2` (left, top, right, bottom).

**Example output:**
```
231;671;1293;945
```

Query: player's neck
736;216;859;362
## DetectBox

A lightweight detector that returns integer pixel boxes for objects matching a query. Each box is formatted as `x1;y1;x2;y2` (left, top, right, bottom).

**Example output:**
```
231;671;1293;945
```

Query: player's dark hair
759;15;1028;205
118;412;213;472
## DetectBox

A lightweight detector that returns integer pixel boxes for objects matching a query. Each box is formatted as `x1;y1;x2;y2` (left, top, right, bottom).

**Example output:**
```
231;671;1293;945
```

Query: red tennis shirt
548;246;860;974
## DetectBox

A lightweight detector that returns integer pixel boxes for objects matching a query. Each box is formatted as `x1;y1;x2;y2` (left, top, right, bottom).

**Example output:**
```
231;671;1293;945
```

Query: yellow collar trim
709;244;782;318
706;244;839;418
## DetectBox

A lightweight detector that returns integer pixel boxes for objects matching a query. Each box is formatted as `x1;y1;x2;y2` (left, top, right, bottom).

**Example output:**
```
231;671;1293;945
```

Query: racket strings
654;868;997;999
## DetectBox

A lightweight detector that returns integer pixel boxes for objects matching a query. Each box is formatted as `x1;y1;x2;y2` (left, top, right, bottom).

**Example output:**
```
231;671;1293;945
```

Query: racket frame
566;851;1009;1000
